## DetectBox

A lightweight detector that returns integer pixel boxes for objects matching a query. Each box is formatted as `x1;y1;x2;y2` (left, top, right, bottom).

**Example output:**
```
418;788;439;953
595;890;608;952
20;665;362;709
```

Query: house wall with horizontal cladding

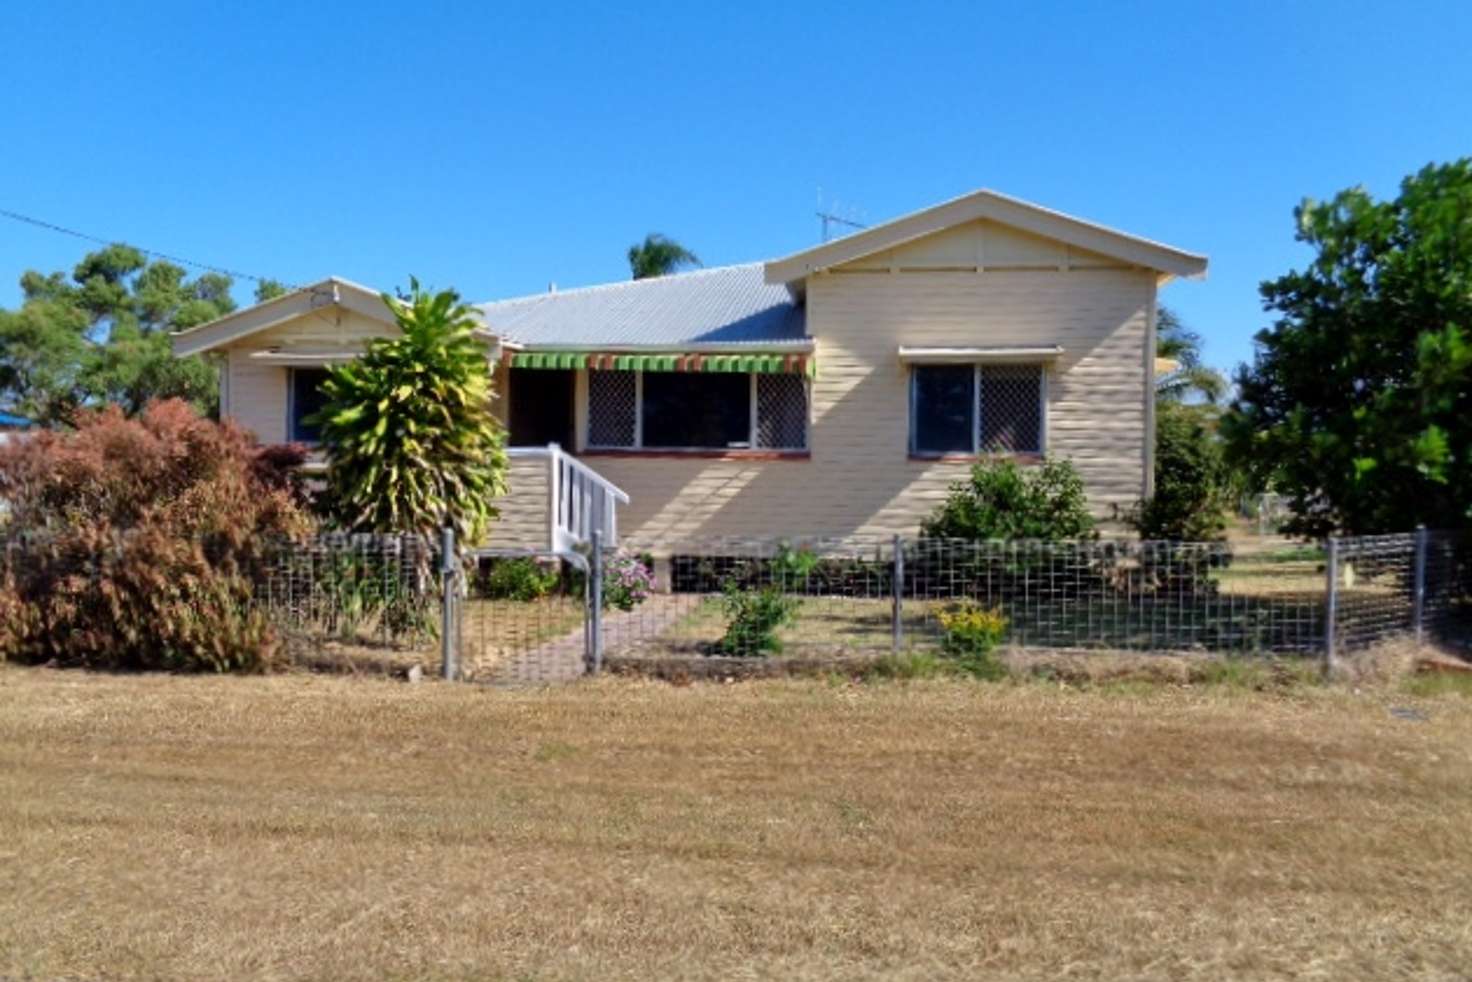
219;310;400;444
587;262;1156;552
224;351;288;443
487;455;552;550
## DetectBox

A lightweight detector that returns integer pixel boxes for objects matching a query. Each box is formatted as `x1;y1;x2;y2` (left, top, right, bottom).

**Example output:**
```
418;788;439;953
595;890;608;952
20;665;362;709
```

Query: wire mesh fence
253;534;440;672
1328;533;1416;652
902;538;1328;654
577;531;1471;670
1423;530;1472;641
592;536;1335;664
1;526;1468;679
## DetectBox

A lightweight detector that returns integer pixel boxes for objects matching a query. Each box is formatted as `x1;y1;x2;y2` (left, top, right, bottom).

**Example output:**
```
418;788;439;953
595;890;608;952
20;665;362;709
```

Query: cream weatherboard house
172;189;1206;553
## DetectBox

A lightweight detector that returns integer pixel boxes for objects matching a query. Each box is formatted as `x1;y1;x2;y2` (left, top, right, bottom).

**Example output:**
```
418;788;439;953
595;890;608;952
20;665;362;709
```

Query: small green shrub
1128;404;1230;541
921;457;1095;541
478;556;560;602
714;582;799;656
771;543;819;586
936;601;1009;679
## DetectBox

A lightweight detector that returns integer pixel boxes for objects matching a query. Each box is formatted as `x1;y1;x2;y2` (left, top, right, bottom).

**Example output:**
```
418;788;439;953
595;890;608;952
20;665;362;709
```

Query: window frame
286;366;332;445
584;369;810;454
907;362;1048;458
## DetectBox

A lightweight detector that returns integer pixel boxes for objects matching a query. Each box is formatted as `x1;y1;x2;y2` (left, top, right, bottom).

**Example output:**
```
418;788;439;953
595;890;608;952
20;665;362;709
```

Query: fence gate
452;541;597;685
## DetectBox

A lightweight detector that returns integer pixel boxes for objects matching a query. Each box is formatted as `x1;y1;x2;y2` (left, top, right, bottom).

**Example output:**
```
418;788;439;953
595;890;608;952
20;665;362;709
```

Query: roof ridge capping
763;188;1208;284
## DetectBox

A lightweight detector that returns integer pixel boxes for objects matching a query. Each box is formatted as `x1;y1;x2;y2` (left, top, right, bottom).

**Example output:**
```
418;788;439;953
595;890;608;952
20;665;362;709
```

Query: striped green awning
507;350;815;376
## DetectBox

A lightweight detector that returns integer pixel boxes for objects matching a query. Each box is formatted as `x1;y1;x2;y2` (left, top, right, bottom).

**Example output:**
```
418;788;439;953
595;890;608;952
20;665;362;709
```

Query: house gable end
171;277;397;358
764;189;1207;284
831;219;1134;273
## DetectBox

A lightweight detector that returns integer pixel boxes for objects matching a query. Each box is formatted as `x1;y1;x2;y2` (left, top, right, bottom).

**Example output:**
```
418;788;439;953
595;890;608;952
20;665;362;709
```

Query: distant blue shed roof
0;411;32;429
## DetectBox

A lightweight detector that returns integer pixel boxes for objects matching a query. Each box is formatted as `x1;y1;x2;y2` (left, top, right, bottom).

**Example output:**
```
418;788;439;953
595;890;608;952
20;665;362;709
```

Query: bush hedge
0;400;309;671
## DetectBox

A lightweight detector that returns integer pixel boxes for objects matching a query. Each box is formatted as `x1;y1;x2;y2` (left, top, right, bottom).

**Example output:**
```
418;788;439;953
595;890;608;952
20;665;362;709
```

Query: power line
0;206;291;288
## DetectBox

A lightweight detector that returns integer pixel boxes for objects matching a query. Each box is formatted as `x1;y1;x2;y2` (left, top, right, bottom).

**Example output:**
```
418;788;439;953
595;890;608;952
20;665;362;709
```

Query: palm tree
627;234;700;280
1155;305;1228;404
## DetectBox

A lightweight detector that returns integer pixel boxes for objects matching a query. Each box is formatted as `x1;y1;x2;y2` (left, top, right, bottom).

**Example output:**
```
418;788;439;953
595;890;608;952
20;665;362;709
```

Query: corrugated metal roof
476;263;806;348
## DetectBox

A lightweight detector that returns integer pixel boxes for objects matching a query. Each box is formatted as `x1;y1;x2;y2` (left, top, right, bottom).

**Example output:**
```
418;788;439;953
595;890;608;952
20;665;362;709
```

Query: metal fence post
1323;536;1339;674
440;524;458;681
1413;525;1428;645
891;534;904;654
587;529;603;674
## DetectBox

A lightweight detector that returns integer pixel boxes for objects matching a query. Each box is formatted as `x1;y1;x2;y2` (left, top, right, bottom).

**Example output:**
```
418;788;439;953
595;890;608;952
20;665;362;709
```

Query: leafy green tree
921;457;1096;540
1130;403;1230;540
627;234;700;279
1222;160;1472;535
254;279;290;303
310;280;507;546
1156;306;1227;404
0;295;90;424
0;244;236;422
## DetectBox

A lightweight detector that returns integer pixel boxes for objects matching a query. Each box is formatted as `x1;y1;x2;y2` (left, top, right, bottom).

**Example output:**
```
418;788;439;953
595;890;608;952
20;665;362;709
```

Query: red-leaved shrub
0;400;310;670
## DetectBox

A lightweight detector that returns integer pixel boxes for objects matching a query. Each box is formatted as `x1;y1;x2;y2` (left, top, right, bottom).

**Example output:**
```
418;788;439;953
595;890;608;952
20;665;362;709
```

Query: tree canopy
627;234;700;279
0;244;240;424
1222;160;1472;535
254;279;290;303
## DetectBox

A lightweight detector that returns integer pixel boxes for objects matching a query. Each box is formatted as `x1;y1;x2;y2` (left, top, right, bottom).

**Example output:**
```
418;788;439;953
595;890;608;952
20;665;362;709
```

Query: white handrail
507;443;628;551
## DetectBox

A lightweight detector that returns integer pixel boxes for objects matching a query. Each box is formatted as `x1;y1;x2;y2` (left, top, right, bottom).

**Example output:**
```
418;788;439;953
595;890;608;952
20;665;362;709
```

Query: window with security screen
587;370;636;448
979;365;1043;453
909;363;1044;456
585;369;808;452
756;374;807;449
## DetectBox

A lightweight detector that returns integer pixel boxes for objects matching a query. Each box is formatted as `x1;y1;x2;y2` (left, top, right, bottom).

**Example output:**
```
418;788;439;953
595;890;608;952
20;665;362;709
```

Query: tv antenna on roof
815;187;867;242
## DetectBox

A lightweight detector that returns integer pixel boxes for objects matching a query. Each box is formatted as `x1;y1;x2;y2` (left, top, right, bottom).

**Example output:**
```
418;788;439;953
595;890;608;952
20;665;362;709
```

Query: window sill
582;449;811;461
909;452;1044;464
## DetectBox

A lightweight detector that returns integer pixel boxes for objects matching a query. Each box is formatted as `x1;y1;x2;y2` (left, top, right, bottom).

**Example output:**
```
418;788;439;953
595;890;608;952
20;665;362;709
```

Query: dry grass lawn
2;666;1471;980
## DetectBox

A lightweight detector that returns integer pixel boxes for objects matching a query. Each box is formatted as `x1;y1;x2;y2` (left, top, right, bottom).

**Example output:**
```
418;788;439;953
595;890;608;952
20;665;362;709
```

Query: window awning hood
897;345;1063;364
509;348;814;376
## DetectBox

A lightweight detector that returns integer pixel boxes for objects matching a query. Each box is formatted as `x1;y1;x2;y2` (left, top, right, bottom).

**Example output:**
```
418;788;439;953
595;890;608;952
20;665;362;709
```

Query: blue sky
2;0;1468;374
